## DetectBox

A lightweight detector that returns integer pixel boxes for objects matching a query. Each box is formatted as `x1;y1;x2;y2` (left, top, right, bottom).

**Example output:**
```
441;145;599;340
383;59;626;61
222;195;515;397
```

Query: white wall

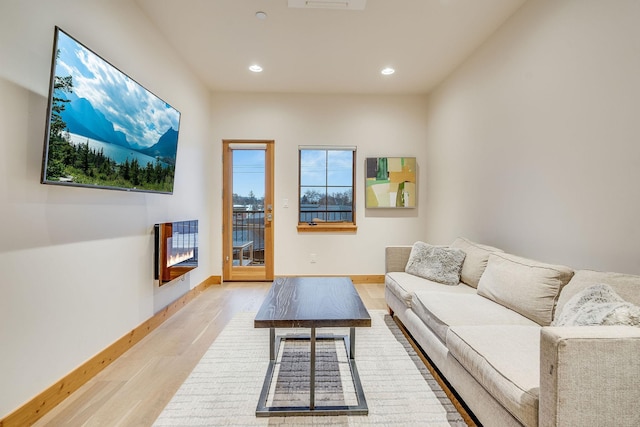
423;0;640;274
211;93;429;275
0;0;212;417
5;0;640;419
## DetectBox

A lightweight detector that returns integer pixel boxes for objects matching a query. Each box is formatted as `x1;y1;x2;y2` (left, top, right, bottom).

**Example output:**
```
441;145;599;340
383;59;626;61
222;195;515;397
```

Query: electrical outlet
310;253;317;263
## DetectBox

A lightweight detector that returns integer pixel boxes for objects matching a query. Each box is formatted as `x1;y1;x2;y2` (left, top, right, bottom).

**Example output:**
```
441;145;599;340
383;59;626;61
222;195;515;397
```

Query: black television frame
41;26;181;194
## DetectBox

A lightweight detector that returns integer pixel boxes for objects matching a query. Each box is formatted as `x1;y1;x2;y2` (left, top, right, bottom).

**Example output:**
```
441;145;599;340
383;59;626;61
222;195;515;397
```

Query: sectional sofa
385;238;640;426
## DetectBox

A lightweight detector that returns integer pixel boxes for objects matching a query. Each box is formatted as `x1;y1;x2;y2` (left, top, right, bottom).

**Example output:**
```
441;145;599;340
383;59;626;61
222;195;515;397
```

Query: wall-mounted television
155;220;198;285
41;27;181;194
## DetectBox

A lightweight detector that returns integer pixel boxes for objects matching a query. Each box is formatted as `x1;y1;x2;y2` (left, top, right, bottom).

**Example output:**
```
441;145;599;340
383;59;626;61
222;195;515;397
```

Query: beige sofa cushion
556;269;640;317
451;237;503;288
477;253;574;326
385;271;475;308
447;325;541;427
412;292;538;342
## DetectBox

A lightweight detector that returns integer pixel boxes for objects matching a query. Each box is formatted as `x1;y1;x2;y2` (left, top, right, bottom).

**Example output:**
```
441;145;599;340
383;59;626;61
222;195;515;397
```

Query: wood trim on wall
0;276;222;427
350;274;385;284
296;223;358;233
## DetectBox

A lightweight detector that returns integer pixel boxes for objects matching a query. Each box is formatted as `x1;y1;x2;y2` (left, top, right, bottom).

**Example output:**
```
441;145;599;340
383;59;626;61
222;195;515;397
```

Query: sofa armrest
539;326;640;427
385;245;412;273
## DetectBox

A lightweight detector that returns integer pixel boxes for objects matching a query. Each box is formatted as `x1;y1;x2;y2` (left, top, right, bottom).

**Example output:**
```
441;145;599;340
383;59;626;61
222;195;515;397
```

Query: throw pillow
450;237;503;288
477;253;574;326
405;241;466;286
552;284;640;327
555;269;640;317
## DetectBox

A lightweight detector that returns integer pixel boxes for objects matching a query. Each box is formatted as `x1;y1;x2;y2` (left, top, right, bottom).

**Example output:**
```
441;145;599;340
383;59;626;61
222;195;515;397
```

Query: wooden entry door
222;140;274;281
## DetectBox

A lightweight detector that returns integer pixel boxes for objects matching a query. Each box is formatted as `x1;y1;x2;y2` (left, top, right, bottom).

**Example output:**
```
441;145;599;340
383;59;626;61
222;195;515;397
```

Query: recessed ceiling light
249;64;263;73
255;11;268;20
381;67;395;75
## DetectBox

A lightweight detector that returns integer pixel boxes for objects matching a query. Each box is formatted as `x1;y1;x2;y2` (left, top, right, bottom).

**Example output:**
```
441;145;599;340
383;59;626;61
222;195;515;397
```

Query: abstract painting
365;157;416;208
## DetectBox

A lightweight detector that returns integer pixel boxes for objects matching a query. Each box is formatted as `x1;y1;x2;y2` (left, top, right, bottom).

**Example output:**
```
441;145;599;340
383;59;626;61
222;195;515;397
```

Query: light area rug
267;338;358;408
153;310;467;426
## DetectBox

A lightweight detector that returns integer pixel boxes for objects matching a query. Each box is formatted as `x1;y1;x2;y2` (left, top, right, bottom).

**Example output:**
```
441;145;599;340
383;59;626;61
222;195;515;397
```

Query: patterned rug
153;310;467;426
267;337;358;408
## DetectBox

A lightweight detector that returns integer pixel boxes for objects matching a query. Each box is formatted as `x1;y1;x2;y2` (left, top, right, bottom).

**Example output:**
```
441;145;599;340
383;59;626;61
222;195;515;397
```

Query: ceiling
135;0;526;95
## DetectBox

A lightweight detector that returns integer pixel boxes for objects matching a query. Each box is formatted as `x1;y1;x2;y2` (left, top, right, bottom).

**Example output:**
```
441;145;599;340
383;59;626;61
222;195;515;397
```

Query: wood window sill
297;223;357;233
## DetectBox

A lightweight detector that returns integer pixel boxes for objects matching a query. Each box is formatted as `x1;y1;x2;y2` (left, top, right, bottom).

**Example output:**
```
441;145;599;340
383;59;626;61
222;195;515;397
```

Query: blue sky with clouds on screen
55;30;180;149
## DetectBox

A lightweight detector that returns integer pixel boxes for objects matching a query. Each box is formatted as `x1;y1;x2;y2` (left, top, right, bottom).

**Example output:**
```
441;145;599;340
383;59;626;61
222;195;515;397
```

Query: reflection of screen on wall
41;26;181;194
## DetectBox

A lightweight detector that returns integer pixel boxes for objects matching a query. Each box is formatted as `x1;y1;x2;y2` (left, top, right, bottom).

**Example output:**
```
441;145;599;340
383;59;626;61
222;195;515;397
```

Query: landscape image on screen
42;27;181;193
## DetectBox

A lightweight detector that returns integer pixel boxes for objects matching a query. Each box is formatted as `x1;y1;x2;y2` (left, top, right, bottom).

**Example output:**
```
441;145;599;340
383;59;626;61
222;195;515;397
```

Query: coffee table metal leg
269;328;275;361
256;331;368;416
350;327;355;359
310;327;316;410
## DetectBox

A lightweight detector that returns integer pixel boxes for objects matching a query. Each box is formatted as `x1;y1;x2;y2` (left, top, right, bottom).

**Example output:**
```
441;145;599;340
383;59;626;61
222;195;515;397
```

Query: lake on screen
68;133;162;166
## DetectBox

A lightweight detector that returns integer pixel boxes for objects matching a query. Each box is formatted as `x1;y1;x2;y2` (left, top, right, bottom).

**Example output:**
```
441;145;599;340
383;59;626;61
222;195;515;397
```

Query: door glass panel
232;149;265;267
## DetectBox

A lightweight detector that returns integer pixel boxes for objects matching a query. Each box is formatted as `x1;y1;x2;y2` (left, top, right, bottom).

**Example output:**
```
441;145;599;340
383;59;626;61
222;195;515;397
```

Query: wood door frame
222;140;274;281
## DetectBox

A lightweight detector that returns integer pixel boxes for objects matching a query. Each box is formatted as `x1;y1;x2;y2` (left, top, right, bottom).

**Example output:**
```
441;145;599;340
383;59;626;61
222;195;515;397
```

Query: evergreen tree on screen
49;60;73;140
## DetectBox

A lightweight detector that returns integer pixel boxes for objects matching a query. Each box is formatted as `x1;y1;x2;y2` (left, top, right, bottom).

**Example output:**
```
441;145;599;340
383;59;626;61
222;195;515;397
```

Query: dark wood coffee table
254;276;371;416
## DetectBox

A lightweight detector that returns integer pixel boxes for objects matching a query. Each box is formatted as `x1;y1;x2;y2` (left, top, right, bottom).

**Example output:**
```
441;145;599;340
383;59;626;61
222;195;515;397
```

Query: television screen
41;27;181;194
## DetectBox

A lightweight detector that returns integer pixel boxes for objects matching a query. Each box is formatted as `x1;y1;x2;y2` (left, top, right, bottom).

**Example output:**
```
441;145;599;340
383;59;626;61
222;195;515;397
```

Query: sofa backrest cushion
556;269;640;318
477;253;574;326
405;241;466;286
451;237;503;288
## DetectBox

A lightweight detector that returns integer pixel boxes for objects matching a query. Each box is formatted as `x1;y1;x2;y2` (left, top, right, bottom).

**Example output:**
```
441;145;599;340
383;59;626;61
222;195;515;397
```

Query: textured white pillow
556;269;640;316
552;284;640;327
405;241;466;286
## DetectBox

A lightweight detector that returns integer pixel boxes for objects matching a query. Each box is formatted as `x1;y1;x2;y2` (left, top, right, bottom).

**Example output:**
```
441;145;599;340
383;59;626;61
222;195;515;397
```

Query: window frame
297;146;357;233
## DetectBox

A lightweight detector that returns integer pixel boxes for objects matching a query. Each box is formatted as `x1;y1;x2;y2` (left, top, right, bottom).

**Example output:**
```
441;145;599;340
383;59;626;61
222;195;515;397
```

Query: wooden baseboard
0;276;221;427
350;274;385;284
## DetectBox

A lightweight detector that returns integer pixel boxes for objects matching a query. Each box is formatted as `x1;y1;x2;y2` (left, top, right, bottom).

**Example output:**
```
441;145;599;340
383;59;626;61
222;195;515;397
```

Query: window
298;146;357;232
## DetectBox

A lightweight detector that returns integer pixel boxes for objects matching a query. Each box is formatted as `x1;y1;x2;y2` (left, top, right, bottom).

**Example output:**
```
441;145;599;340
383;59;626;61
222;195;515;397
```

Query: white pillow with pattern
552;283;640;327
405;241;466;286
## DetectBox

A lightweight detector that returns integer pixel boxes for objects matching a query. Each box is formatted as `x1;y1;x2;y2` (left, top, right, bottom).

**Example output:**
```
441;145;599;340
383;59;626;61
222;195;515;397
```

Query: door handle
266;213;273;222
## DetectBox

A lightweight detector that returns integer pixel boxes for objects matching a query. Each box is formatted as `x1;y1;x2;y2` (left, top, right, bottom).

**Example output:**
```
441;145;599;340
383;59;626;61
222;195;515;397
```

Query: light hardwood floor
33;282;386;426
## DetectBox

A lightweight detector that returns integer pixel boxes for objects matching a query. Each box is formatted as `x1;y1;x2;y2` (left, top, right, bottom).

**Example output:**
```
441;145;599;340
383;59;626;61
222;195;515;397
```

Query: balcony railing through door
232;209;265;266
